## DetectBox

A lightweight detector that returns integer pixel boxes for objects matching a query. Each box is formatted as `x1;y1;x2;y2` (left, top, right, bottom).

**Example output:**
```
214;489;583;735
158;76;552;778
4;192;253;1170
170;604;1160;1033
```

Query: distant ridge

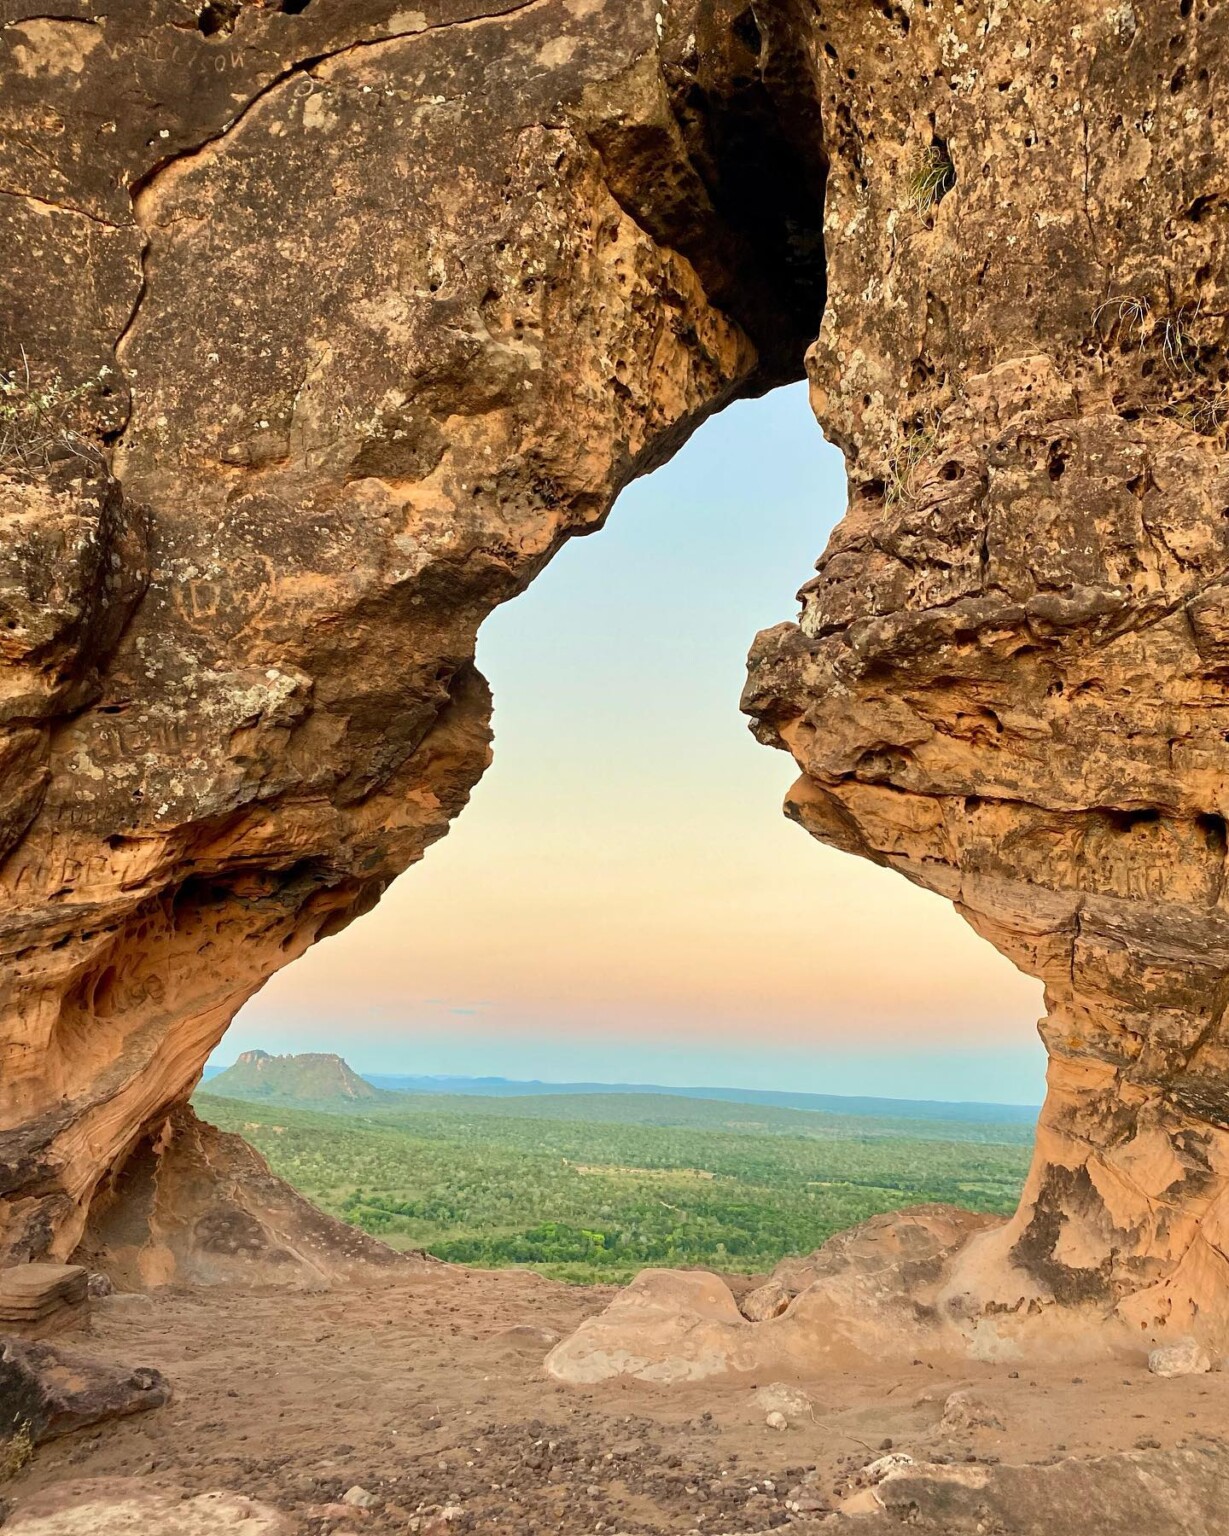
206;1050;396;1108
361;1073;1039;1125
200;1058;1039;1125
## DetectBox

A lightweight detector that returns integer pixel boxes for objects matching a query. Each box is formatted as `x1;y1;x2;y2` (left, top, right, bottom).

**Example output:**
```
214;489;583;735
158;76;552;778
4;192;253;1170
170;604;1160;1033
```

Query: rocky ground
4;1266;1229;1534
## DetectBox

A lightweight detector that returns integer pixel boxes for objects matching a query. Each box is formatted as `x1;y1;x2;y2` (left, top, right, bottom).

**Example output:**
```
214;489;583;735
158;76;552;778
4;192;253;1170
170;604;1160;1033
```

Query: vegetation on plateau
196;1088;1032;1283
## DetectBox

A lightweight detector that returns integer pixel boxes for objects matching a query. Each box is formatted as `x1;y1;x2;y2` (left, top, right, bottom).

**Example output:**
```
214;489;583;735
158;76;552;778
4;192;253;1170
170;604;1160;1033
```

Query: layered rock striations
743;0;1229;1345
0;0;824;1274
2;0;1229;1348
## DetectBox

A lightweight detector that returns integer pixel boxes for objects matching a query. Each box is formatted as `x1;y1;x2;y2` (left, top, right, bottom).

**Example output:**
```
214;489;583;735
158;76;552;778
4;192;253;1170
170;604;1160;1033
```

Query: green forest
197;1088;1032;1282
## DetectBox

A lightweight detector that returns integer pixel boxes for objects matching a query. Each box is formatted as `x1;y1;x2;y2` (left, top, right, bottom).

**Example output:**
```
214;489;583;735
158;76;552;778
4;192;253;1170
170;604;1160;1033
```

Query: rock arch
2;0;1228;1347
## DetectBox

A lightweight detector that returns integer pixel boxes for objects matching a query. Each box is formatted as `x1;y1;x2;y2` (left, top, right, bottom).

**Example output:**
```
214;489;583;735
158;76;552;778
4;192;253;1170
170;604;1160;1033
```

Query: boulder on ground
1147;1338;1212;1378
342;1485;381;1509
739;1281;791;1322
545;1208;1006;1384
0;1335;170;1447
754;1382;813;1421
941;1389;1006;1431
858;1452;916;1484
544;1269;755;1384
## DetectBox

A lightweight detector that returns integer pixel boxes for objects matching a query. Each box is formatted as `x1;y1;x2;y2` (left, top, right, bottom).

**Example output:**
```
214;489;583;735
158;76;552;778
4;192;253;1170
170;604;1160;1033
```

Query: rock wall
743;0;1229;1344
0;0;825;1272
2;0;1228;1346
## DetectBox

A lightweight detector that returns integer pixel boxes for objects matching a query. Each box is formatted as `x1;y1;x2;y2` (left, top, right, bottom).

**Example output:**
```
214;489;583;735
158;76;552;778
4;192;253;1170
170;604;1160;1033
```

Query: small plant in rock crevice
1093;293;1229;436
1092;294;1150;349
1093;294;1210;376
1160;306;1198;375
908;144;956;215
0;1421;34;1483
1161;385;1229;444
883;415;942;508
0;351;104;475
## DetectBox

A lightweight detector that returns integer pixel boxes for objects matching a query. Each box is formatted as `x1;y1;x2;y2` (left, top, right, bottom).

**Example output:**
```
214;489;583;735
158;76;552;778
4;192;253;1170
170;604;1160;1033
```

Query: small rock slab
754;1382;813;1422
0;1335;170;1446
4;1480;292;1535
872;1446;1229;1534
739;1280;791;1322
342;1485;381;1509
941;1388;1006;1431
0;1266;88;1337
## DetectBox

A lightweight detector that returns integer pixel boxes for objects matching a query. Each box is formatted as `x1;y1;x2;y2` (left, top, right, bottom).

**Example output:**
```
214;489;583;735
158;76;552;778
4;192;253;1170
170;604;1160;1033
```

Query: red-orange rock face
0;0;823;1274
743;0;1229;1345
2;0;1228;1350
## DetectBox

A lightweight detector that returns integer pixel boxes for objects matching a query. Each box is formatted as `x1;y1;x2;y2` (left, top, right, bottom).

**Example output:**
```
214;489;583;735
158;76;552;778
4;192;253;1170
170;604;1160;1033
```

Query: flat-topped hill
206;1050;396;1109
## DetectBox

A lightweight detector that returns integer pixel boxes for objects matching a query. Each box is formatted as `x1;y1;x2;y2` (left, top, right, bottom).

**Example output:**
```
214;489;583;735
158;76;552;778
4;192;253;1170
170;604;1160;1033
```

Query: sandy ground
7;1267;1229;1533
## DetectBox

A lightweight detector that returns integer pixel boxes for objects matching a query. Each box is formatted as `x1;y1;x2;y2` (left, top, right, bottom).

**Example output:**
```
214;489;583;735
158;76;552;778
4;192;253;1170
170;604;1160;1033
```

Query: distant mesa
207;1050;392;1108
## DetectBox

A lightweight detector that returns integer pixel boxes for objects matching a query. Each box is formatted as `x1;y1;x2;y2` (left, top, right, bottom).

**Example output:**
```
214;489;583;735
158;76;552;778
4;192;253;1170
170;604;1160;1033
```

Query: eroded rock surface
742;0;1229;1347
0;1264;88;1338
544;1206;1007;1383
0;0;824;1272
3;1481;292;1536
1;0;1228;1350
770;1203;999;1299
73;1104;420;1289
859;1446;1229;1535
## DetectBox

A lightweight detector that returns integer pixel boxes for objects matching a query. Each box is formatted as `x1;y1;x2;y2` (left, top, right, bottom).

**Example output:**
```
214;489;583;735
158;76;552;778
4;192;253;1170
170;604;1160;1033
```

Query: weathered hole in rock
229;387;1044;1283
1;0;1227;1383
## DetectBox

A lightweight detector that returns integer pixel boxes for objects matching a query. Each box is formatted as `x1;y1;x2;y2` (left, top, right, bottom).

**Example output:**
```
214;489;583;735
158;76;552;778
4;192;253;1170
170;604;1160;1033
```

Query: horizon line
203;1054;1042;1114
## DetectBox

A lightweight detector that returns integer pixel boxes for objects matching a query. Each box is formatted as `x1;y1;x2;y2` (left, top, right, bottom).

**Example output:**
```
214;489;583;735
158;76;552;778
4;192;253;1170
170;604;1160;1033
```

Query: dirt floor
8;1266;1229;1534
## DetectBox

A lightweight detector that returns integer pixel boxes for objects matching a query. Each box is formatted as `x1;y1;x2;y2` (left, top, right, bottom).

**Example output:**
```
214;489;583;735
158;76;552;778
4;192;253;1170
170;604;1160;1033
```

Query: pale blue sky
228;384;1046;1105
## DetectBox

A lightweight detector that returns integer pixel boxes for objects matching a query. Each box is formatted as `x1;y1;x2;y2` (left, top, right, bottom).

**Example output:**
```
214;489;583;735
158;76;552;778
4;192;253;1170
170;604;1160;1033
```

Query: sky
225;384;1047;1104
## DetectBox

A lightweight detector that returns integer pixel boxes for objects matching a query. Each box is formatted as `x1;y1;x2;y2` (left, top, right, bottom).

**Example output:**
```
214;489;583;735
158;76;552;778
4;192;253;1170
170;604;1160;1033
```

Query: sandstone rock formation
741;0;1229;1348
850;1446;1229;1536
543;1205;1085;1383
2;0;1229;1354
0;1334;170;1446
72;1105;419;1288
0;0;824;1274
0;1263;88;1338
770;1203;999;1299
545;1267;762;1385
